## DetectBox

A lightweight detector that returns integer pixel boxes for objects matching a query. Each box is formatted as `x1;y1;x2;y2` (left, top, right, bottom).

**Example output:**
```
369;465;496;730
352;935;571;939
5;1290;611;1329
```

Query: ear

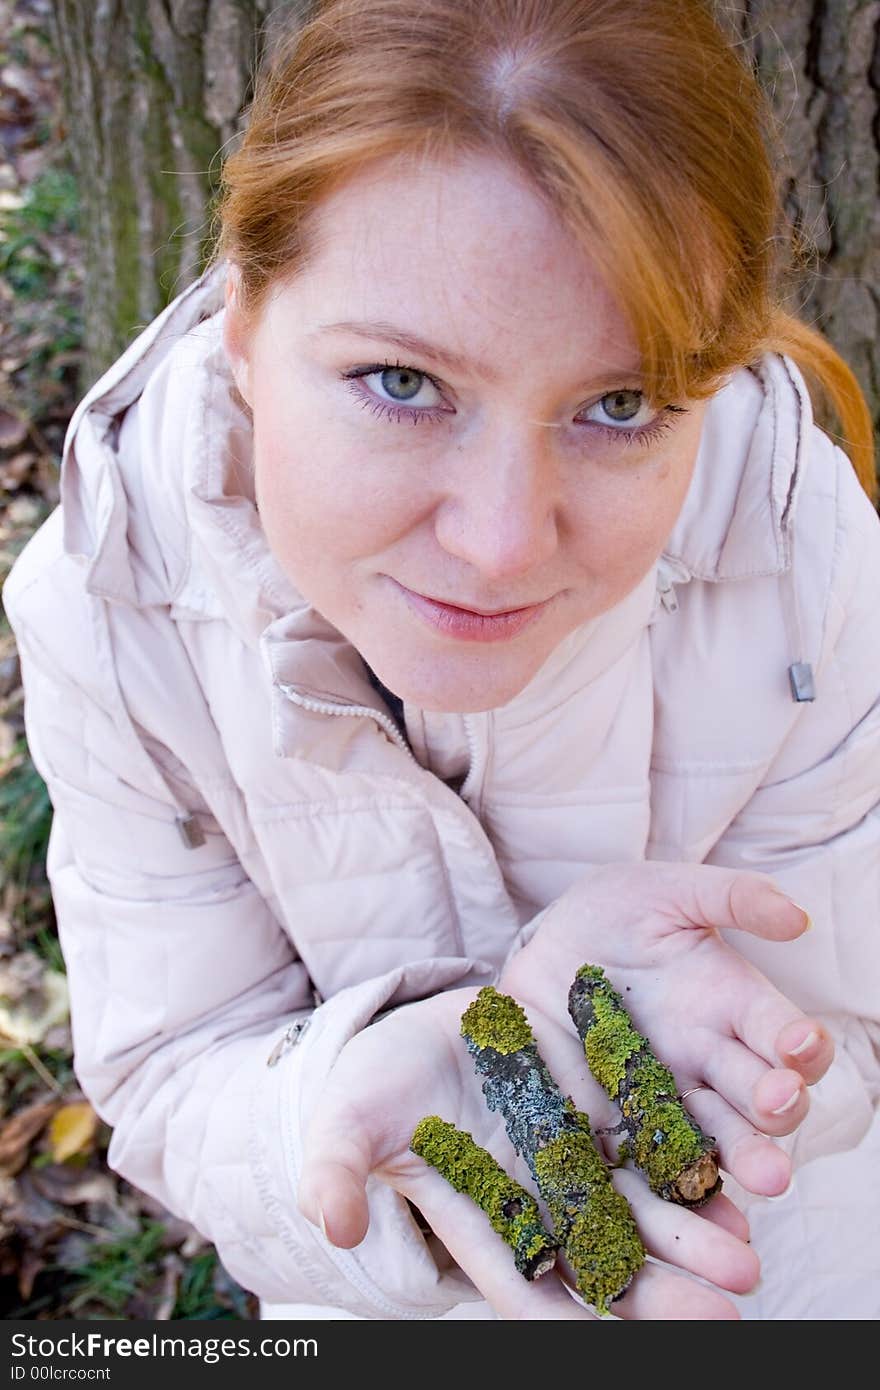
222;265;254;406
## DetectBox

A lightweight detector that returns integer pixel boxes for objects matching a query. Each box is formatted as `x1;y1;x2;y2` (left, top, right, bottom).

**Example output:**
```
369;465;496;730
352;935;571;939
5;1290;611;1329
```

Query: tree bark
50;0;311;384
713;1;880;451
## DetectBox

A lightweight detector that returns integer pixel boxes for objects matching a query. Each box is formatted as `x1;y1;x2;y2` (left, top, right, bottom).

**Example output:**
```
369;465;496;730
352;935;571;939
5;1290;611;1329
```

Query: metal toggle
788;662;816;703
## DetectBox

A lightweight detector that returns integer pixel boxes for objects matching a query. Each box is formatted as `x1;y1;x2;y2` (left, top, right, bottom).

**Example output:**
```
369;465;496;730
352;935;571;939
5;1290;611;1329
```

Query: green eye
381;367;423;400
601;390;644;422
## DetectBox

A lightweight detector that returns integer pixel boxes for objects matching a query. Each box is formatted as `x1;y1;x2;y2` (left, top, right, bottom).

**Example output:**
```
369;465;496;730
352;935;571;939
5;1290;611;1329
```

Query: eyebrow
310;319;643;389
310;319;500;381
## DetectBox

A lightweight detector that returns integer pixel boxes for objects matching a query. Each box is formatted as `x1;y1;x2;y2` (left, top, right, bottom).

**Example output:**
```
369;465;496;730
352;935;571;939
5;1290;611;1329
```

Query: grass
0;157;84;433
0;168;79;300
4;1217;253;1320
0;739;54;889
66;1223;169;1315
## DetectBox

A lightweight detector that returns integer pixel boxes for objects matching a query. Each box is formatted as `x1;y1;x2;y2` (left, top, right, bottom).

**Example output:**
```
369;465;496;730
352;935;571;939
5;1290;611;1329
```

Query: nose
433;424;560;582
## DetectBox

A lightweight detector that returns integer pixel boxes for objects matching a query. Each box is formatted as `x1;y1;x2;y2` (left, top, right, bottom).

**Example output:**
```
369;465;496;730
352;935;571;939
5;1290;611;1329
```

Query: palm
302;984;760;1319
500;863;833;1194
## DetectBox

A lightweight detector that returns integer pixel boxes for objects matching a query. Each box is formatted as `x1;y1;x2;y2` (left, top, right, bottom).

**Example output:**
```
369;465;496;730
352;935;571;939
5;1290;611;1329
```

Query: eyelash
340;359;688;446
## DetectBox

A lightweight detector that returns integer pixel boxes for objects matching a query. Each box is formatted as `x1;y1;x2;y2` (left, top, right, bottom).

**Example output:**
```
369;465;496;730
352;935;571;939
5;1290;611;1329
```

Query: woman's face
225;152;707;712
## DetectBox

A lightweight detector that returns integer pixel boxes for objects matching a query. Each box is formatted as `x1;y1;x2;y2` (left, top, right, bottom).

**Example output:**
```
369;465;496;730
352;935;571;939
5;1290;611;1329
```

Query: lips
392;579;551;643
419;594;536;617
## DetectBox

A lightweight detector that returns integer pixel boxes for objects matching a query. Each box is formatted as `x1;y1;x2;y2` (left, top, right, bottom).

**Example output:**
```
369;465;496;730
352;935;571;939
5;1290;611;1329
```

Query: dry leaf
0;451;37;489
5;497;40;527
0;410;28;450
0;1098;58;1176
155;1252;184;1320
48;1103;97;1164
0;968;69;1046
17;1246;45;1301
32;1163;115;1208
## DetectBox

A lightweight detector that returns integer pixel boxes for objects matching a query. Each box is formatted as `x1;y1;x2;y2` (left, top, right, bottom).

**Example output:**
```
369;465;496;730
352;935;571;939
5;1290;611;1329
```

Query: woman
4;0;879;1319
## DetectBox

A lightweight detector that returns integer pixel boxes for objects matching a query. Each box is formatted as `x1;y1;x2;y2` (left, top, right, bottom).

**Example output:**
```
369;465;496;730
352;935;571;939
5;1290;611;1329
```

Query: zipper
266;1017;310;1067
656;572;679;613
458;713;484;812
277;683;418;764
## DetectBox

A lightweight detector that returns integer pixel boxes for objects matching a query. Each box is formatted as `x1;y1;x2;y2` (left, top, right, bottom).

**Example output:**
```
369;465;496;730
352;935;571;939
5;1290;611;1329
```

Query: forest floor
0;0;258;1320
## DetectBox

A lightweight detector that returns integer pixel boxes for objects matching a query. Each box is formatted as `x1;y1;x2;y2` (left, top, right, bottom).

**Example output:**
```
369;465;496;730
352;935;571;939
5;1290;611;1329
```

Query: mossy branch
410;1117;558;1280
568;965;721;1206
460;987;644;1315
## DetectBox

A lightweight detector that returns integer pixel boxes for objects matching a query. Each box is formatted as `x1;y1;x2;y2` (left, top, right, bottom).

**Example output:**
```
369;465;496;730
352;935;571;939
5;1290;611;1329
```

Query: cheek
570;442;697;577
253;418;419;573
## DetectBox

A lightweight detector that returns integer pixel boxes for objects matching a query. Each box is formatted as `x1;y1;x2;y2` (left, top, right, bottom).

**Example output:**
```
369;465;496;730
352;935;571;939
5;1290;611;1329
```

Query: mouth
421;594;537;616
391;580;553;643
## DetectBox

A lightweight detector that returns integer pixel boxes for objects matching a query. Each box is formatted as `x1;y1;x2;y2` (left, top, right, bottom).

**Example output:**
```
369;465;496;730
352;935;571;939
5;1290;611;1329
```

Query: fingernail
318;1206;329;1240
771;1088;803;1116
769;890;811;931
788;1029;819;1058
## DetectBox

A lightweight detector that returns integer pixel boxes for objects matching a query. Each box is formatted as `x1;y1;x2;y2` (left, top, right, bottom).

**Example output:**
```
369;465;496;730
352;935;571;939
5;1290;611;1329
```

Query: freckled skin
224;151;707;713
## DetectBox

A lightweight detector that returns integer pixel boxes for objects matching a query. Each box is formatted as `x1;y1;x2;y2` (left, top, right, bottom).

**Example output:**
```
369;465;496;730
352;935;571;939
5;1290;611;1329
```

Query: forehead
267;152;639;374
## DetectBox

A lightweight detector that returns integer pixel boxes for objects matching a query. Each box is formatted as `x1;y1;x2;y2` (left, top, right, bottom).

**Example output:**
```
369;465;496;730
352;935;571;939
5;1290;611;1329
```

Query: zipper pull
176;813;206;849
656;573;679;613
267;1017;311;1067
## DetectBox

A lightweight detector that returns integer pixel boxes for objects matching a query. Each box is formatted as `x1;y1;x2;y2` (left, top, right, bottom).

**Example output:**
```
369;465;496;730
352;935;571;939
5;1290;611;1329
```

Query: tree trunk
713;1;880;451
50;0;311;384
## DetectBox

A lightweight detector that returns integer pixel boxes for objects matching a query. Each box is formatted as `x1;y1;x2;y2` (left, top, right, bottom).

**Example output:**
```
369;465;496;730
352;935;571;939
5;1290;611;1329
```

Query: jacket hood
58;263;813;715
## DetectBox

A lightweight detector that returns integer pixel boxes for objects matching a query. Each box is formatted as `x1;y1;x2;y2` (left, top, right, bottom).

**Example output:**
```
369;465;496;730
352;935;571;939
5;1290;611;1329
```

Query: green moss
627;1098;706;1192
533;1111;644;1315
460;987;534;1055
582;986;644;1097
410;1116;556;1276
575;964;608;987
575;967;715;1201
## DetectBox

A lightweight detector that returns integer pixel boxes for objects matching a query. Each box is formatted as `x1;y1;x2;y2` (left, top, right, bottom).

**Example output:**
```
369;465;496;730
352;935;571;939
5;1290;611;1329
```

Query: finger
700;1037;809;1136
403;1171;598;1320
419;1169;742;1319
675;865;810;941
298;1099;375;1247
610;1260;741;1320
693;1191;750;1243
498;1013;757;1300
709;960;833;1085
614;1168;759;1295
682;1085;791;1196
774;1017;835;1085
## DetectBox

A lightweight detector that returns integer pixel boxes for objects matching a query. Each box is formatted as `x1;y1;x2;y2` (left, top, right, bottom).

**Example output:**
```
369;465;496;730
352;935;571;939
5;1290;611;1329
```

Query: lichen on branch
460;987;645;1315
410;1116;558;1280
568;965;721;1206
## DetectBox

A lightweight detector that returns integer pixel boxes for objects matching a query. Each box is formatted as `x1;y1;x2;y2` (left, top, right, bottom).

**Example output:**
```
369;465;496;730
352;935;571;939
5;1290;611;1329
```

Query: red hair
218;0;876;500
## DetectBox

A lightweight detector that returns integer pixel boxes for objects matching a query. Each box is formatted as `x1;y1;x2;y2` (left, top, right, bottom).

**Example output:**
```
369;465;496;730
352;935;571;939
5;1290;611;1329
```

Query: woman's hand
297;985;759;1320
501;863;834;1198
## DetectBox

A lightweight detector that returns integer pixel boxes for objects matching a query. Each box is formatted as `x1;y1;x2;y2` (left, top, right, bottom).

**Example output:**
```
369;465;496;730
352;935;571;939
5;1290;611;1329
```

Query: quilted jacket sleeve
2;541;479;1319
703;451;880;1318
705;451;880;1042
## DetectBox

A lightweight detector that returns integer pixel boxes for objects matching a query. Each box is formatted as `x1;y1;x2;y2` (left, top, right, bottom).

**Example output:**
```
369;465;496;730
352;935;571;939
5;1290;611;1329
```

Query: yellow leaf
48;1102;97;1163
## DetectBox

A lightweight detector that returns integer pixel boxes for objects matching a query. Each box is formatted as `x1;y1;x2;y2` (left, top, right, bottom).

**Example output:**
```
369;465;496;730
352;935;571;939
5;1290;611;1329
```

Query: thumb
685;866;810;941
298;1105;375;1249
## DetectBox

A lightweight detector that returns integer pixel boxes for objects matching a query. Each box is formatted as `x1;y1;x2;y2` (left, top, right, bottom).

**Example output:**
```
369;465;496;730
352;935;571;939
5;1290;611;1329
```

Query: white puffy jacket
4;266;879;1319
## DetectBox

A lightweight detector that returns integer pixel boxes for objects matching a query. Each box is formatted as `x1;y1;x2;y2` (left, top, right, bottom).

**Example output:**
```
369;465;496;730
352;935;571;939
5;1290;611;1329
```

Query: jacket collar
662;352;809;582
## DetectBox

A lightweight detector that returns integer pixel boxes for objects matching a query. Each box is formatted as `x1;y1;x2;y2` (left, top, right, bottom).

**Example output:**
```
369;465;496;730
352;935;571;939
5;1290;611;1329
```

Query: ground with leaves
0;0;257;1320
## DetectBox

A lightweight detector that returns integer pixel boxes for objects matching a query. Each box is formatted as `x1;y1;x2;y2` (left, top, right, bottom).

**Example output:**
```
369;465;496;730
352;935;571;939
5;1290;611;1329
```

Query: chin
386;658;537;715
